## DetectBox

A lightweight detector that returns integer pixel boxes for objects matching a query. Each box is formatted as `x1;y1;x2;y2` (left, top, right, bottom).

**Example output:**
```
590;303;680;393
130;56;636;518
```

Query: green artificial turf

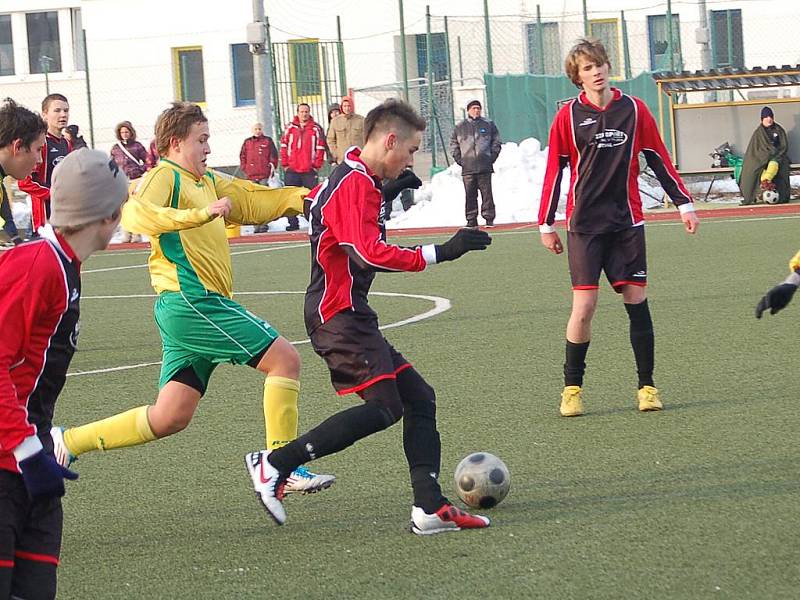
56;216;800;599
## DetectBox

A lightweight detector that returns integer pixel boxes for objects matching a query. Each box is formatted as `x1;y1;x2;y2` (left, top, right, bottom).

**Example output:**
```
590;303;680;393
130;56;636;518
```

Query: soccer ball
762;189;779;204
453;452;511;509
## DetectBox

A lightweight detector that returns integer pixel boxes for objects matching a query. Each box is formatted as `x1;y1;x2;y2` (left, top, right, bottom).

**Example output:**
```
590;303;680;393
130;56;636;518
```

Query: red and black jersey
539;88;693;234
0;226;81;474
304;148;432;334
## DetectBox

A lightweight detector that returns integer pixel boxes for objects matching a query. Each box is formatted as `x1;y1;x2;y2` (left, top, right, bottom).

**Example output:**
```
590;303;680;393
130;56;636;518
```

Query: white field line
83;243;307;274
68;291;451;377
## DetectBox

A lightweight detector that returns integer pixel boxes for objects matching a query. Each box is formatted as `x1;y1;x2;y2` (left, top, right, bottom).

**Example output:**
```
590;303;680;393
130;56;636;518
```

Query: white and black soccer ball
762;189;779;204
453;452;511;509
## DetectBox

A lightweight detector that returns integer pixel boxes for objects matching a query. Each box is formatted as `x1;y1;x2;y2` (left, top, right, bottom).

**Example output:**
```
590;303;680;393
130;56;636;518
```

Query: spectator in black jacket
449;100;501;227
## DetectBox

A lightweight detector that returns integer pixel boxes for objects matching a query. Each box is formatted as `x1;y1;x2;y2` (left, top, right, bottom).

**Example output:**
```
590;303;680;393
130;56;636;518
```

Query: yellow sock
63;406;156;456
263;376;299;450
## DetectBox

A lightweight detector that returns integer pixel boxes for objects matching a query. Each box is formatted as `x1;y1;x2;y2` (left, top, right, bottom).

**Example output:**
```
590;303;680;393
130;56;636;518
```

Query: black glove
19;450;78;500
435;228;492;263
382;170;422;202
755;283;797;318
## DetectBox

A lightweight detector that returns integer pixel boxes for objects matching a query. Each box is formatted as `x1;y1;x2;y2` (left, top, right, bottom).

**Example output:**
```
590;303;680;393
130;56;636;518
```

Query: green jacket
739;123;790;204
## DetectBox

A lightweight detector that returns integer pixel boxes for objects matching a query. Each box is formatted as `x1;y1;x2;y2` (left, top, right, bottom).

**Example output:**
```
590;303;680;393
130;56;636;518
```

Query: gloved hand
755;283;797;318
435;228;492;263
19;450;78;500
382;170;423;202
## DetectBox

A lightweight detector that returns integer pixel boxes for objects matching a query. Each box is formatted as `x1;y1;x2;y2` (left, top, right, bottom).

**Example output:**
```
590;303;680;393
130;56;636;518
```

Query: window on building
231;43;255;106
588;19;621;77
0;15;13;76
415;32;448;81
173;47;205;103
71;8;86;71
27;11;62;74
525;22;560;75
289;39;321;102
647;14;682;71
710;9;744;68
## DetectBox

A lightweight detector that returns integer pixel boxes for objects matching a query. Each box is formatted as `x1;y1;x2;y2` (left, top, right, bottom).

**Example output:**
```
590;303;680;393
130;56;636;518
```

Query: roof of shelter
652;65;800;93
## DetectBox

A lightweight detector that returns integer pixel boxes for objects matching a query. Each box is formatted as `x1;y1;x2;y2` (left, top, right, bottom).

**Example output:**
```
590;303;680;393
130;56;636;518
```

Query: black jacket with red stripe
0;227;81;473
538;88;693;234
304;147;436;334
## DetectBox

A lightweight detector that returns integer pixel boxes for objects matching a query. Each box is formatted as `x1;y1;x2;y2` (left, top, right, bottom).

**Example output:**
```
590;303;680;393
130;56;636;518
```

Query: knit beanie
467;99;482;110
761;106;774;120
50;148;129;228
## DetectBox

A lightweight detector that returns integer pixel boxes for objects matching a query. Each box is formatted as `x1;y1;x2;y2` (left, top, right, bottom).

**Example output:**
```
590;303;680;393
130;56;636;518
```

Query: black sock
625;299;655;388
397;368;447;513
564;340;590;387
268;401;395;474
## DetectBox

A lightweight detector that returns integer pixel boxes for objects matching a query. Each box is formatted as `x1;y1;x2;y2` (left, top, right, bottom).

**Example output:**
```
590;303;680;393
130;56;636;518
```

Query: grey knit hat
50;148;129;228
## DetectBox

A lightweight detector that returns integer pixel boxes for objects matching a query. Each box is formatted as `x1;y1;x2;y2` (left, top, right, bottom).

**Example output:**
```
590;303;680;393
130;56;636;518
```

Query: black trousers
463;172;495;225
284;170;318;229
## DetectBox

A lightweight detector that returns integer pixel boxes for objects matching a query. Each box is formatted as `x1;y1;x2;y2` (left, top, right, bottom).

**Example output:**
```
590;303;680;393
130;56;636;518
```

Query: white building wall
1;0;798;166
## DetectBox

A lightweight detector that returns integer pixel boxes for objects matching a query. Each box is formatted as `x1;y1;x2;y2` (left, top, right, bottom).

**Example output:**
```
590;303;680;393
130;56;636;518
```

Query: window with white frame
589;19;621;77
525;22;560;75
27;11;62;74
648;14;682;72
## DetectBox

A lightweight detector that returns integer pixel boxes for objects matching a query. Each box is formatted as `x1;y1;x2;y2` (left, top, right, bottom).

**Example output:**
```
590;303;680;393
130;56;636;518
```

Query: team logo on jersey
578;117;597;127
53;154;66;166
70;288;79;302
593;129;628;148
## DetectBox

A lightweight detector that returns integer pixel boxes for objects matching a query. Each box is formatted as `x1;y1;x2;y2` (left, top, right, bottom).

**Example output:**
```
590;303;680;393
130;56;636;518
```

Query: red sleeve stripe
0;559;14;568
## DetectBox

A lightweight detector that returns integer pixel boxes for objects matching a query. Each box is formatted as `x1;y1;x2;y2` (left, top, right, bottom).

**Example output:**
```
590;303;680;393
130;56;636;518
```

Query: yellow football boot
560;386;584;417
637;385;663;412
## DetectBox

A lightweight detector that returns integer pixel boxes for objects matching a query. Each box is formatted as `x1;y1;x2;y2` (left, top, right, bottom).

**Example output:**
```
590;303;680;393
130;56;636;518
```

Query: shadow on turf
567;397;730;418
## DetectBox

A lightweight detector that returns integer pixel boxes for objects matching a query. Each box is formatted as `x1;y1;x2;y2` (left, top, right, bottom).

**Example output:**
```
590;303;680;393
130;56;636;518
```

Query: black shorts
567;226;647;293
0;469;62;569
310;312;412;396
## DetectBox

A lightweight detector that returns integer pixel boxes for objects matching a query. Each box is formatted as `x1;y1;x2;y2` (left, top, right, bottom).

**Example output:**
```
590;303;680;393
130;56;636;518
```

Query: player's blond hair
564;38;611;88
155;102;208;157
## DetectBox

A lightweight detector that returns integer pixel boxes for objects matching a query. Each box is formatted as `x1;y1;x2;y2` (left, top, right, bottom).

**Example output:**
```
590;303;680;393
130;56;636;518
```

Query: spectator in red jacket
17;94;72;234
280;104;324;231
239;122;278;184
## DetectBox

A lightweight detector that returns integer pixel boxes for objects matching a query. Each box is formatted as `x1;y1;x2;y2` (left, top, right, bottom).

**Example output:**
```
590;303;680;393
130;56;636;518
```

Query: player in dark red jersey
0;146;128;599
538;39;699;417
18;94;73;234
244;98;494;535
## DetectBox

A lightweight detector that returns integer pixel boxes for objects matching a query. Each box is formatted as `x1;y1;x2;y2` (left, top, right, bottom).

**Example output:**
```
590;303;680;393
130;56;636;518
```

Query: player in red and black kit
538;39;699;417
18;94;72;234
0;146;128;599
244;99;494;535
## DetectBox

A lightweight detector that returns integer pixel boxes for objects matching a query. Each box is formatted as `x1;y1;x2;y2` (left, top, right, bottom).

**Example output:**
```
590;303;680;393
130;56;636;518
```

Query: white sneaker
410;504;490;536
244;451;287;525
50;427;75;468
284;465;336;495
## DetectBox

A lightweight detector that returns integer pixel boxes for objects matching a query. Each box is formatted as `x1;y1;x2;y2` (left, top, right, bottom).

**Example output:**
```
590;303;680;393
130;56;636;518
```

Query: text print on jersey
594;129;628;148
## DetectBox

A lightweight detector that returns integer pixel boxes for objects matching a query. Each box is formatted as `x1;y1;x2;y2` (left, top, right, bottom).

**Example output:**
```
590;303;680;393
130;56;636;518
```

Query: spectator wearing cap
449;99;502;227
326;96;364;164
0;147;126;600
324;103;341;164
739;106;791;205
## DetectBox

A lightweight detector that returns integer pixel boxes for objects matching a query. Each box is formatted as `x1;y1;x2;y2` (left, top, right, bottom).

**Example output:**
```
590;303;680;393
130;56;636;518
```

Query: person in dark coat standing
449;100;502;228
739;106;791;205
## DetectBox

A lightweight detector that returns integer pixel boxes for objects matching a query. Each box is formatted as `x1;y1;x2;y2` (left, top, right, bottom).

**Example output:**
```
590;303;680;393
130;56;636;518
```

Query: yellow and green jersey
122;159;305;298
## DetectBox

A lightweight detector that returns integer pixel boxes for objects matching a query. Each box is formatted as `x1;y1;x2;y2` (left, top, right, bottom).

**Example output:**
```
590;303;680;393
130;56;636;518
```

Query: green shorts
154;291;279;390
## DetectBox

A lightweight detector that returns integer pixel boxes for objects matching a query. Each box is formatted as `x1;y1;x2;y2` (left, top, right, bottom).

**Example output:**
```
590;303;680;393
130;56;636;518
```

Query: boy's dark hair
42;93;69;112
0;98;47;149
364;98;426;142
155;102;208;157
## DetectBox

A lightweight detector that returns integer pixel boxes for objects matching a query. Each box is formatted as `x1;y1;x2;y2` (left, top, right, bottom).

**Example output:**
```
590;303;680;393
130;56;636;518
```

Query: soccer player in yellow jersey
52;103;334;500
